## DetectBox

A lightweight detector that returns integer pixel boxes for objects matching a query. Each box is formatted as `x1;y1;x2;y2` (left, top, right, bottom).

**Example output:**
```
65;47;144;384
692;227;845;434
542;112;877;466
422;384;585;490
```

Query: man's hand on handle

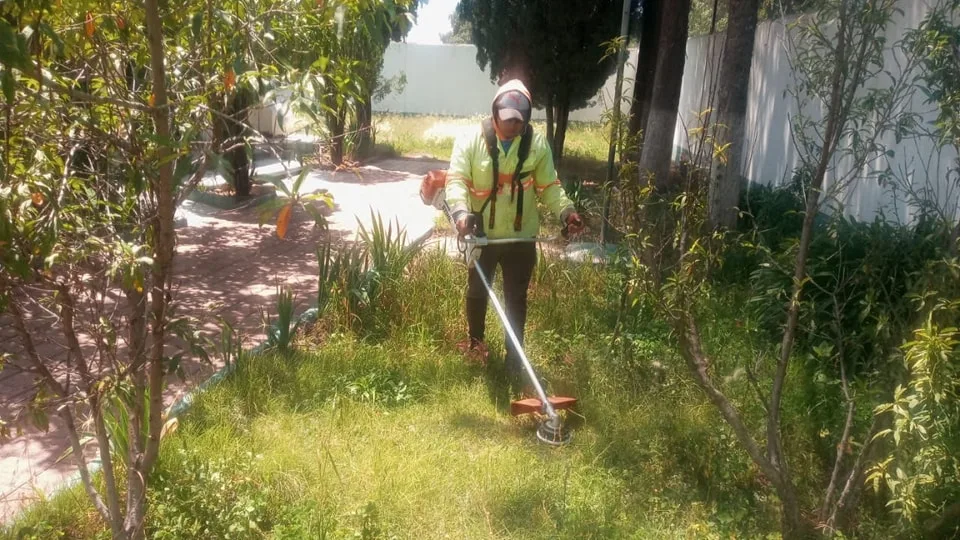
563;211;584;237
456;213;478;237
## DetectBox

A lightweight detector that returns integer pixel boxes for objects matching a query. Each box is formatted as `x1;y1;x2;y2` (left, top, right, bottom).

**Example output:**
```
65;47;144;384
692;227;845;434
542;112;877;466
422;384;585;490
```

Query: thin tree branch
55;282;125;532
769;0;852;474
6;297;113;525
59;406;114;526
8;296;66;398
141;0;175;516
820;296;855;521
675;309;782;484
828;416;881;529
745;354;771;414
173;152;212;206
91;393;124;538
56;283;97;388
19;62;153;112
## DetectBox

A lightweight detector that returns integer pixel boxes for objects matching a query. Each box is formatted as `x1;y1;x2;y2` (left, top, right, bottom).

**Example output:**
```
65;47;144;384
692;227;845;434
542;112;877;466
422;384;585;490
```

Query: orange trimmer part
510;396;577;416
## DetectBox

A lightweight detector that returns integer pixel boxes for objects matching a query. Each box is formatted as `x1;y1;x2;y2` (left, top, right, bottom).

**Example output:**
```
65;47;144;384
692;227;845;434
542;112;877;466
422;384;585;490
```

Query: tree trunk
129;1;175;538
775;479;809;539
329;108;346;166
355;93;374;160
228;90;252;197
210;99;251;197
230;143;251;197
708;0;760;230
626;0;661;162
638;0;691;192
545;93;555;156
553;99;569;166
710;0;721;34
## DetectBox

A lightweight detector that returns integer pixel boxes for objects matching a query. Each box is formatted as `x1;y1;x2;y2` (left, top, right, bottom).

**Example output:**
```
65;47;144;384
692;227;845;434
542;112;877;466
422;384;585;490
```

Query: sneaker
456;338;489;366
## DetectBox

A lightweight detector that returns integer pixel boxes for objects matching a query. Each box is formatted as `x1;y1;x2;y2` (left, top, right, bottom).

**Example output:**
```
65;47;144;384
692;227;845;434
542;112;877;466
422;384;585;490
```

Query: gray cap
495;91;531;123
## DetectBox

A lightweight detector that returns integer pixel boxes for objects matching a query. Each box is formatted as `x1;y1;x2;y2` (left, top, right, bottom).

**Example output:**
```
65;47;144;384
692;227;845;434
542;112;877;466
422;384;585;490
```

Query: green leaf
304;204;330;228
1;68;14;104
31;408;49;432
0;20;28;70
303;192;334;208
173;154;198;185
232;56;246;77
255;197;290;226
191;13;204;42
266;175;292;197
209;152;235;188
291;165;312;196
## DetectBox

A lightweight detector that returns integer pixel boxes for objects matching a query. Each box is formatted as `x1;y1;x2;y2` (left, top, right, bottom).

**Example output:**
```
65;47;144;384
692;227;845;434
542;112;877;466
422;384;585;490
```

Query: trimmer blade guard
537;416;572;446
510;396;577;416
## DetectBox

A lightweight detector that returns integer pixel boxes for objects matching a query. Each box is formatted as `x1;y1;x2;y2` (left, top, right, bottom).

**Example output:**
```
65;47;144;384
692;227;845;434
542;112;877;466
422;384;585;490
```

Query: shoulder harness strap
480;117;499;232
511;124;534;231
479;119;535;233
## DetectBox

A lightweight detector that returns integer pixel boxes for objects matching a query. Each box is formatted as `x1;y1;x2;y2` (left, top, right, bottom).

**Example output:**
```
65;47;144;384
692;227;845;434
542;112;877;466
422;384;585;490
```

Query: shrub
746;216;951;377
868;255;960;537
148;448;269;539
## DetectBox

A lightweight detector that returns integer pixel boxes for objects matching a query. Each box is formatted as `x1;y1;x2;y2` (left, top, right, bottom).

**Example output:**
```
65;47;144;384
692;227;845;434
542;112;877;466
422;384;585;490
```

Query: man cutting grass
445;78;584;384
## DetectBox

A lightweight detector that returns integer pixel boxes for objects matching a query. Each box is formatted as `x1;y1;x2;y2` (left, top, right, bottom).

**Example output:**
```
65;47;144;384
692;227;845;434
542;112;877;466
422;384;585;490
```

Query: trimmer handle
461;235;552;246
462;234;488;246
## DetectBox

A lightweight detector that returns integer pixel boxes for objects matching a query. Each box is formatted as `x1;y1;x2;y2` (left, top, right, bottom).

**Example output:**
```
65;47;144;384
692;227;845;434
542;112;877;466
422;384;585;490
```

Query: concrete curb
9;224;439;525
164;306;322;420
185;185;278;210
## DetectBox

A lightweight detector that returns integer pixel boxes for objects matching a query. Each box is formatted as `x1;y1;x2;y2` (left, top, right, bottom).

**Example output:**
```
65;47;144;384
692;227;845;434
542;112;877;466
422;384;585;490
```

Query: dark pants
466;243;537;375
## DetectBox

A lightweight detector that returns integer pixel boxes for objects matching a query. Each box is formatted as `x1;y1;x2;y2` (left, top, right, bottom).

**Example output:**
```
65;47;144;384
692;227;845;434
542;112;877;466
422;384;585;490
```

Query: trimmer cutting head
536;416;572;446
511;396;577;446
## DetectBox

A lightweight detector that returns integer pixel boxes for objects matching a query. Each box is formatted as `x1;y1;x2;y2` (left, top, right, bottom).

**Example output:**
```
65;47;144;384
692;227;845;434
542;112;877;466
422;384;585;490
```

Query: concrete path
0;157;444;523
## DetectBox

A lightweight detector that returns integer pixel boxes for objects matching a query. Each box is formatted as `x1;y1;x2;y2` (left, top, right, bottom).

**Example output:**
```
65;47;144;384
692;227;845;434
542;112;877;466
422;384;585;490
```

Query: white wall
373;42;640;123
674;1;960;224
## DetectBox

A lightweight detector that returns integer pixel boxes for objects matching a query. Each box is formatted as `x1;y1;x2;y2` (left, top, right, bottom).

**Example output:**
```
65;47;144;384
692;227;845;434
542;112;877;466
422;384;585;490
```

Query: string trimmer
439;202;578;446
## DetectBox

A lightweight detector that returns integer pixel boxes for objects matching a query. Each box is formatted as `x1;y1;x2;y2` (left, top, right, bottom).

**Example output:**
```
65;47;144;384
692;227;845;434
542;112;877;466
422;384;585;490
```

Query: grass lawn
371;113;610;183
4;246;798;539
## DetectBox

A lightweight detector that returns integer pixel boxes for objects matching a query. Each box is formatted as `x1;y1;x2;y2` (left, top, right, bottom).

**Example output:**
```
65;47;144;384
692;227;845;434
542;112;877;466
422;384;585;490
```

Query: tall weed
316;238;370;322
314;211;428;334
262;284;301;351
357;210;427;286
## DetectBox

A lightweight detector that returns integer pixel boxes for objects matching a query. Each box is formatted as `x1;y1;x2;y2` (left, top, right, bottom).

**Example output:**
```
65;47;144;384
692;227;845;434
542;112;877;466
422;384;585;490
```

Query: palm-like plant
257;166;335;239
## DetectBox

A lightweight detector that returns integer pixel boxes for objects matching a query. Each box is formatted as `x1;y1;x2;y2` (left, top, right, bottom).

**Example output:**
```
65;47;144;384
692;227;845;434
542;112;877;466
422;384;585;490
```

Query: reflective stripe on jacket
445;82;575;239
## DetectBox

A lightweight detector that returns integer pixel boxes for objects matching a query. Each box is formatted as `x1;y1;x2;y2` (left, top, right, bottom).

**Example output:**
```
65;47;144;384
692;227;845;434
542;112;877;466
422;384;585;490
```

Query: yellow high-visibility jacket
445;80;575;239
